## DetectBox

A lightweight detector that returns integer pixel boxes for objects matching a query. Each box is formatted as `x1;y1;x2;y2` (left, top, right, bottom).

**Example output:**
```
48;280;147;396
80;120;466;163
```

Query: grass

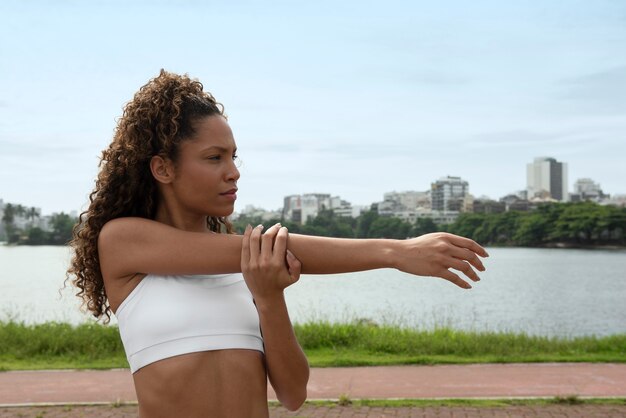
295;321;626;366
0;319;625;371
287;396;626;408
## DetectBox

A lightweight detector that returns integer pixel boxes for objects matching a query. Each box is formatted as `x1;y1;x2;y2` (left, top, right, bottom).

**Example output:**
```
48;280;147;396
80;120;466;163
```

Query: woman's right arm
98;217;488;288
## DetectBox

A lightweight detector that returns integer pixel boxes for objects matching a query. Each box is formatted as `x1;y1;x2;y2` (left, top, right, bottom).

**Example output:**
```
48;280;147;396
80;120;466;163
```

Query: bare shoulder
98;217;171;255
98;217;161;280
99;217;157;244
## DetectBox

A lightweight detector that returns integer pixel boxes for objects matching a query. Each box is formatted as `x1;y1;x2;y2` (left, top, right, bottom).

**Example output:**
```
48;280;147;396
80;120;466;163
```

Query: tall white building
526;157;569;202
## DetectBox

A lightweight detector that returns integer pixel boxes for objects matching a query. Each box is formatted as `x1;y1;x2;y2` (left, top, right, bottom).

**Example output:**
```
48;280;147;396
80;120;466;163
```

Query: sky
1;0;625;215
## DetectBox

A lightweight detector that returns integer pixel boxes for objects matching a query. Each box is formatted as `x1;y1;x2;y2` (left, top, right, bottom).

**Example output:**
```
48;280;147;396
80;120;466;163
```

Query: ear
150;155;175;184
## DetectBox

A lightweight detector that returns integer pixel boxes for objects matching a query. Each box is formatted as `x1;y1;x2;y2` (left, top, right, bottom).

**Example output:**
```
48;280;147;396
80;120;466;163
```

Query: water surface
1;245;624;337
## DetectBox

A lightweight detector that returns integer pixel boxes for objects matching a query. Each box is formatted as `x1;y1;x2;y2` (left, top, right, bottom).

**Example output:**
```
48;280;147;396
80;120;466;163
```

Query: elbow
280;387;307;411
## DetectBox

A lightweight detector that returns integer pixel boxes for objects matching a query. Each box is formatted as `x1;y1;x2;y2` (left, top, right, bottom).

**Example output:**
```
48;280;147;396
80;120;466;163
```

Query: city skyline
0;162;619;218
1;1;625;214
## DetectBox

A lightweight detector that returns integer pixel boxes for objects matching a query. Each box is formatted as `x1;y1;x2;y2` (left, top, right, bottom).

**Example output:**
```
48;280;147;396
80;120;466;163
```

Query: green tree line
1;203;76;245
233;202;626;247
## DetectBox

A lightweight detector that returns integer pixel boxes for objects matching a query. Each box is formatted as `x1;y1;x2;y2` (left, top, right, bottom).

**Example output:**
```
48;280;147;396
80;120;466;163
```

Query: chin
208;206;235;218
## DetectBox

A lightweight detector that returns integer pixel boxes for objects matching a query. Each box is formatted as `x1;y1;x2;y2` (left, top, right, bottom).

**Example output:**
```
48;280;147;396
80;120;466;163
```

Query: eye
232;154;243;168
206;155;221;161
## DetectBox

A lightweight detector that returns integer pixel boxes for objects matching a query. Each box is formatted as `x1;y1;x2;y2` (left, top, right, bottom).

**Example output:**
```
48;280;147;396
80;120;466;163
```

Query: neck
154;202;210;233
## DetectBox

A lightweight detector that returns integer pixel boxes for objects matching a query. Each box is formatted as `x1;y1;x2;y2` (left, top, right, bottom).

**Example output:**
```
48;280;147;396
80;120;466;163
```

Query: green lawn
1;320;624;371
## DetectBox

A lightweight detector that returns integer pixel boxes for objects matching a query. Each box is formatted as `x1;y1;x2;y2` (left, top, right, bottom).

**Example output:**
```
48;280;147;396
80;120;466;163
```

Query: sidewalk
1;363;625;417
1;403;625;418
2;363;626;405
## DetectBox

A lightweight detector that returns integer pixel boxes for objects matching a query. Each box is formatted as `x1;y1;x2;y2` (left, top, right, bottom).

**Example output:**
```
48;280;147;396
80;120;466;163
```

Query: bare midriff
132;349;269;418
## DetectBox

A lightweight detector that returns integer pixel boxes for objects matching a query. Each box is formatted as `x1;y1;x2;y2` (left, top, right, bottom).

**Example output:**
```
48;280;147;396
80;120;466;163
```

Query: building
431;176;469;212
570;178;608;202
417;210;461;225
383;191;431;211
473;199;506;214
378;190;430;217
332;202;366;218
601;194;626;208
234;205;282;221
282;193;358;224
499;194;533;212
526;157;569;202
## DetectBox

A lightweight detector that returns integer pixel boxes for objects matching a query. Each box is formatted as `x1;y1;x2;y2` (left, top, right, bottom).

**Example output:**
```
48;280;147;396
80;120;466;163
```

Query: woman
67;69;488;418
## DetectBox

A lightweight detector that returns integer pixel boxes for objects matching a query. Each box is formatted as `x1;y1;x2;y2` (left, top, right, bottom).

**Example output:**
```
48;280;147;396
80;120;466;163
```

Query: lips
220;188;238;195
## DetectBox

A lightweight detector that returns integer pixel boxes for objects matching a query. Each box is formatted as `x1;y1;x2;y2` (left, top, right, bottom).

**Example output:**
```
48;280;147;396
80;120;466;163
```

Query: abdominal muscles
132;349;268;418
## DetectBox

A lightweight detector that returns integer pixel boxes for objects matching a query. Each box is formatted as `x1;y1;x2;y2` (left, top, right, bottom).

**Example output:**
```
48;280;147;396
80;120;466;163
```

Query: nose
225;159;240;182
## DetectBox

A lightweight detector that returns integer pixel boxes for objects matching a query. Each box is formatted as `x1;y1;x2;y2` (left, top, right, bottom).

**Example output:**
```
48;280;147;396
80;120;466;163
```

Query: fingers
261;223;281;260
286;249;302;281
439;269;472;289
241;224;252;268
249;224;264;265
448;258;481;282
273;226;288;261
448;234;489;258
449;245;486;272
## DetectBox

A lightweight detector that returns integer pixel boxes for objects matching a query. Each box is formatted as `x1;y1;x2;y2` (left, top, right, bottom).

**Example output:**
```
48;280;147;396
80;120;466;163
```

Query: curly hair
66;69;235;324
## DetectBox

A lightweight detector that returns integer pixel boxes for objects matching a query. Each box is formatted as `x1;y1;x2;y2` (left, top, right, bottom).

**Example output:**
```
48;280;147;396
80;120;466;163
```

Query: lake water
1;245;625;337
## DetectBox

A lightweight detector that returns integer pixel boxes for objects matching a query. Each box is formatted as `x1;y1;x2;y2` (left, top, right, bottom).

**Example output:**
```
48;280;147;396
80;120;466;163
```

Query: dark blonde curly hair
66;69;235;324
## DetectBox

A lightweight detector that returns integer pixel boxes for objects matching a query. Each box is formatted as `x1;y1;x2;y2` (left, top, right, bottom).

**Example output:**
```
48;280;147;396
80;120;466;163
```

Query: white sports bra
115;273;264;373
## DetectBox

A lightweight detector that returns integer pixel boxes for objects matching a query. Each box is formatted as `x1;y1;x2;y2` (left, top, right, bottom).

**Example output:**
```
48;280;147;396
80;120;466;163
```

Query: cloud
404;71;471;86
469;129;594;148
556;66;626;113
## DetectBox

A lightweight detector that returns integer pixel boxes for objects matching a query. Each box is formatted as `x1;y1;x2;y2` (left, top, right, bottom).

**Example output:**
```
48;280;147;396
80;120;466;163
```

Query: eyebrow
200;146;237;153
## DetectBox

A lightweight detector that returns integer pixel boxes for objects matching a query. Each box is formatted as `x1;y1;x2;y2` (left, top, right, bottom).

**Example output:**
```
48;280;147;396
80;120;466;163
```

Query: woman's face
170;115;240;218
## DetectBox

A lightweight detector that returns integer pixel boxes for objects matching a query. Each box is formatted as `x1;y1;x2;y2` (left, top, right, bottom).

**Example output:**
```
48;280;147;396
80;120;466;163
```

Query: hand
241;223;302;302
392;232;489;289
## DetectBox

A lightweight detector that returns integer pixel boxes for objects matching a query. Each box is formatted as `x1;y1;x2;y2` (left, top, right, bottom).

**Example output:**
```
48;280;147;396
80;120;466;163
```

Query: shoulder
98;217;161;280
98;217;166;256
99;217;151;245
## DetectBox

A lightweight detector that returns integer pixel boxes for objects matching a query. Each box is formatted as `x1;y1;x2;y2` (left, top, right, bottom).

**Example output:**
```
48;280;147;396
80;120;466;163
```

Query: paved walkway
1;363;625;417
2;363;626;405
1;404;625;417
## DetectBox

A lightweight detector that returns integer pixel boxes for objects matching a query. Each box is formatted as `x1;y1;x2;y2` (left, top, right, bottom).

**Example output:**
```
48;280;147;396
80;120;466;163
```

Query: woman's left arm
241;223;309;411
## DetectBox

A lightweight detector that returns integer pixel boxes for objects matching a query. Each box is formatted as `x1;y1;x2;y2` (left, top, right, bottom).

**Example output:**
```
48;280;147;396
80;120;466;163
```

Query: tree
513;213;548;246
447;213;488;242
412;217;438;236
27;206;39;223
2;203;15;226
2;203;16;242
15;204;26;218
306;209;354;238
356;210;379;238
549;202;598;244
26;227;47;245
368;217;412;239
49;212;77;245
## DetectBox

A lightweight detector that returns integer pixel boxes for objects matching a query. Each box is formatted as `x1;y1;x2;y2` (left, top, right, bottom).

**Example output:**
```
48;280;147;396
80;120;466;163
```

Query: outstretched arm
98;217;488;288
288;231;488;288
